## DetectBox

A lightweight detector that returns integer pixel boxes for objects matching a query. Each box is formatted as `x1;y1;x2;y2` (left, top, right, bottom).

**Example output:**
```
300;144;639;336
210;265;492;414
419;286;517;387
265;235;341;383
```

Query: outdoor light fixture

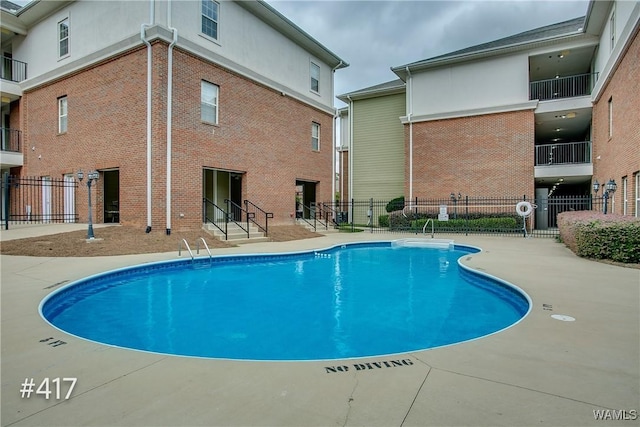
77;169;99;239
593;178;617;214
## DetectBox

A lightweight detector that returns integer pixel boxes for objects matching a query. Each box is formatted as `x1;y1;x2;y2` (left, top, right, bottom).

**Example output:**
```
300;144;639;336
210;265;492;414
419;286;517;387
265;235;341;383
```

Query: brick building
1;0;348;233
339;0;639;223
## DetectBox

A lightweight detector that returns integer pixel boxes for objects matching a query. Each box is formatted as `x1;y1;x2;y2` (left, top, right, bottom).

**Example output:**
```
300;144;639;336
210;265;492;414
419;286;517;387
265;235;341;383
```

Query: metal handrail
244;199;273;236
534;141;592;166
1;56;27;82
203;198;227;239
196;237;212;265
225;199;250;239
422;219;434;238
298;203;317;231
178;238;194;263
320;202;339;228
529;72;598;101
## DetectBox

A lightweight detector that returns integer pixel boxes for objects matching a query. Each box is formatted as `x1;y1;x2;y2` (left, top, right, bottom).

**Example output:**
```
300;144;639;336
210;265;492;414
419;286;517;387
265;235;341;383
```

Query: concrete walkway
1;229;638;426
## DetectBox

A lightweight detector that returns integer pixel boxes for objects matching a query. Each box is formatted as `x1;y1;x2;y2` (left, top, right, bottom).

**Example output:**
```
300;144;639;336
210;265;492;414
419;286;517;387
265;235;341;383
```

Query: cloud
269;0;589;106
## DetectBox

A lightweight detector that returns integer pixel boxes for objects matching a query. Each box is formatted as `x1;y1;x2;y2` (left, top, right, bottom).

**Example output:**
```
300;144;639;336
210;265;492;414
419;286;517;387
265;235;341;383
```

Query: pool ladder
179;237;212;265
422;219;435;238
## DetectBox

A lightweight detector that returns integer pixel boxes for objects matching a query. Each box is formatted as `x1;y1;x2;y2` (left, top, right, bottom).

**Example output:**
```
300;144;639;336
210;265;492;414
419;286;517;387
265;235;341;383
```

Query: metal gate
2;174;78;229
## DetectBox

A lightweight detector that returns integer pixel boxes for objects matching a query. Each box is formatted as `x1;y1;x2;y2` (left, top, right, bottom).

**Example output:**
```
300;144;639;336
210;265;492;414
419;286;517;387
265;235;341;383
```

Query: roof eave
337;84;405;103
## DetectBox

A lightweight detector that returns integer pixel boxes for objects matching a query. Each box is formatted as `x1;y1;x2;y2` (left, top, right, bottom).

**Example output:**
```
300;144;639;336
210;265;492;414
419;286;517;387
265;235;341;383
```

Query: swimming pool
40;240;530;361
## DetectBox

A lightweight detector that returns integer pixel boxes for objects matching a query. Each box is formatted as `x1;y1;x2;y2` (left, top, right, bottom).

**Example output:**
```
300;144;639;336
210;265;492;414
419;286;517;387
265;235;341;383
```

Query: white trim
311;122;320;151
310;60;320;94
635;172;640;218
400;101;538;124
58;16;70;59
622;176;628;216
201;0;220;42
58;96;67;134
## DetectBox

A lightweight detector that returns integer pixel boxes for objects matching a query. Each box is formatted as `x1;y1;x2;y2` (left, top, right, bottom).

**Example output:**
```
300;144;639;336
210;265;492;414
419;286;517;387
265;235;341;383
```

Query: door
203;169;243;223
64;174;75;223
535;188;548;230
42;176;51;223
102;170;120;223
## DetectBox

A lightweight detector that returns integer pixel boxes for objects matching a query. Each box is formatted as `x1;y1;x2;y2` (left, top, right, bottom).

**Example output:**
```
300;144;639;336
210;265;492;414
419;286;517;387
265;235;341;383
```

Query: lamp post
450;192;461;219
77;169;99;239
593;178;617;214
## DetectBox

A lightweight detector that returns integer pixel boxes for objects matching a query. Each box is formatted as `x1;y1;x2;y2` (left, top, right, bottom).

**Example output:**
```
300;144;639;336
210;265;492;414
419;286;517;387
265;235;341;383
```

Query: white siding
13;0;336;110
411;53;530;117
593;0;638;77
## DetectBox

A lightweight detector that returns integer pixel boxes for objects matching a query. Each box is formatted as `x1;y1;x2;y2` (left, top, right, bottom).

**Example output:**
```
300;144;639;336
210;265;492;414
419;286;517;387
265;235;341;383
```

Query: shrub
413;217;518;231
558;211;640;263
378;214;390;228
386;196;405;213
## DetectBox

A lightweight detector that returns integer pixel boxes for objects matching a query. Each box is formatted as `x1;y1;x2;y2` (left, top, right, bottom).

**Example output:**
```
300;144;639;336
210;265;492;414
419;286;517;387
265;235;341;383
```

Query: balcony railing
530;73;598;101
535;141;591;166
1;128;22;152
1;56;27;83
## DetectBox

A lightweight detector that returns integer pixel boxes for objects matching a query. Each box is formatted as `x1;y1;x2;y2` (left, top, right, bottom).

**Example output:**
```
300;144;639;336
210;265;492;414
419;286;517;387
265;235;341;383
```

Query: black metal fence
2;174;78;229
323;195;606;238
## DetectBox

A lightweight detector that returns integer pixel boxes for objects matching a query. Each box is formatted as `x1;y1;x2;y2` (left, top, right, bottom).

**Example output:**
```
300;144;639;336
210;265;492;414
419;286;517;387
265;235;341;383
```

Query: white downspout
330;61;342;211
347;95;353;222
406;66;413;201
141;0;155;233
166;0;177;235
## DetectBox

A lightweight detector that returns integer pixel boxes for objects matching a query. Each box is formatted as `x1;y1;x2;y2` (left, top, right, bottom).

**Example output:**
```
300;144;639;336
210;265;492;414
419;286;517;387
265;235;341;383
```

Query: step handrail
225;199;250;239
196;237;213;265
244;199;274;236
178;238;195;264
203;198;227;239
422;219;434;238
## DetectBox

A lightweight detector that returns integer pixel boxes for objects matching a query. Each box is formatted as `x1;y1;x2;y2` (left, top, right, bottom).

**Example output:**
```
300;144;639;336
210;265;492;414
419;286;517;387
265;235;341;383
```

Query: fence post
3;172;9;230
369;198;373;233
350;198;354;232
465;196;469;236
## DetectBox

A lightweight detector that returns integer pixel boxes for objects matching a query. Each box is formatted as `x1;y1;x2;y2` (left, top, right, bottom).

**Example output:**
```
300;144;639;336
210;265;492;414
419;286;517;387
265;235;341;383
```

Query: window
201;0;219;40
59;18;69;57
608;97;613;138
311;122;320;151
58;96;67;133
310;62;320;93
622;176;628;215
635;172;640;217
201;81;218;125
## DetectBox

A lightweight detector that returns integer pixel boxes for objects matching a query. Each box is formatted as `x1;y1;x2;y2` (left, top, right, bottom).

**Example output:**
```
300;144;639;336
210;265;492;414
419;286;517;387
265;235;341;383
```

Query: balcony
530;73;598;101
1;128;21;153
1;56;27;83
0;127;23;168
534;141;592;179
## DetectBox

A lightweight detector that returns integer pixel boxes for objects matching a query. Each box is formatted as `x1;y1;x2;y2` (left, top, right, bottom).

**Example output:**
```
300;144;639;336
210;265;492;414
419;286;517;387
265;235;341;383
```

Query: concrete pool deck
1;228;639;426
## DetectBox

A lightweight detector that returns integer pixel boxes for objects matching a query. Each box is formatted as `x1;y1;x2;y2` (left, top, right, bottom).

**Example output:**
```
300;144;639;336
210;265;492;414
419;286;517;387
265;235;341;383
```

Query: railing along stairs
203;197;228;239
244;199;274;236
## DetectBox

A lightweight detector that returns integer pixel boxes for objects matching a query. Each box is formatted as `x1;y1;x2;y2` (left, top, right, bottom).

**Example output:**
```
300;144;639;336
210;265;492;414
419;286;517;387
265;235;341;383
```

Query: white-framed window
201;81;218;125
201;0;219;41
622;176;628;215
635;172;640;217
311;122;320;151
610;8;616;51
58;96;67;133
59;18;69;58
608;96;613;138
310;62;320;93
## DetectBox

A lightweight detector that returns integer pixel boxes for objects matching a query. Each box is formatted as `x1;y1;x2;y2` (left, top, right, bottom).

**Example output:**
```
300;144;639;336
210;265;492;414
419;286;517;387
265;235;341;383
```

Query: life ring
515;201;533;217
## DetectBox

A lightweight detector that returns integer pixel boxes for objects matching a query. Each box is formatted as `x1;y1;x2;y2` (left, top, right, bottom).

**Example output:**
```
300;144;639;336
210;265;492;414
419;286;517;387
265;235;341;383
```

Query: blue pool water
41;241;530;361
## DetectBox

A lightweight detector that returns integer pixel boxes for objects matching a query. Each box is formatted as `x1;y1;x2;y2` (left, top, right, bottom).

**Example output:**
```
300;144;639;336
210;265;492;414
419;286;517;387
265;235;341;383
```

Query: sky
267;0;591;107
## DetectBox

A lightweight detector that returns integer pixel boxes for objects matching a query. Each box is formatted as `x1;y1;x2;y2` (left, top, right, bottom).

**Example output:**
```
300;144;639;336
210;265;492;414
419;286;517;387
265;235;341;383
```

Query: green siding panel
352;93;405;201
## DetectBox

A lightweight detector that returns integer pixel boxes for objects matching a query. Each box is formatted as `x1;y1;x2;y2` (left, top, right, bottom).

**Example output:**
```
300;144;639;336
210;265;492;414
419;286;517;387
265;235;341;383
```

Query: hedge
558;211;640;264
388;210;520;231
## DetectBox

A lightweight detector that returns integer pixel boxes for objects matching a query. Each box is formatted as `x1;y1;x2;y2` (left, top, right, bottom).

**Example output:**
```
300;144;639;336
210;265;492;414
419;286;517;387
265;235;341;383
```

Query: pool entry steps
391;238;455;250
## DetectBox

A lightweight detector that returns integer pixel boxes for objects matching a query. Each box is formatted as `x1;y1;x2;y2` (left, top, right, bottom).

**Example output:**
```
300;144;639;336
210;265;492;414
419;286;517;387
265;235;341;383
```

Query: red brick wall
592;28;640;216
406;110;535;199
17;41;333;230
